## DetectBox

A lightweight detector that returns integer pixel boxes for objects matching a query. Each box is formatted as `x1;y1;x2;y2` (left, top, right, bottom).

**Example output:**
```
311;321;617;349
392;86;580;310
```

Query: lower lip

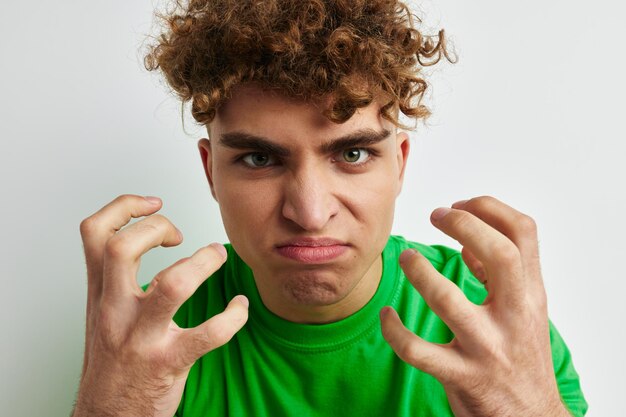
275;245;349;263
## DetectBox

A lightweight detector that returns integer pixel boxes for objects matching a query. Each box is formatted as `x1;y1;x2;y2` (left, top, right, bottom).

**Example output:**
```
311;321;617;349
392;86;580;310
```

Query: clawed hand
381;196;570;417
74;195;249;417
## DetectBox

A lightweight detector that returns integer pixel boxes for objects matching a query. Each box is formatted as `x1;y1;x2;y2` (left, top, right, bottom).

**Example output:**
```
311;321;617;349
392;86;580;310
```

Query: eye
342;148;370;164
241;152;276;167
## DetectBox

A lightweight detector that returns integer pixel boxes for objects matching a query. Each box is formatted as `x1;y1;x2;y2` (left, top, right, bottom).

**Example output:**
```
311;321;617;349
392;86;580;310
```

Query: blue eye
242;153;275;167
342;148;370;164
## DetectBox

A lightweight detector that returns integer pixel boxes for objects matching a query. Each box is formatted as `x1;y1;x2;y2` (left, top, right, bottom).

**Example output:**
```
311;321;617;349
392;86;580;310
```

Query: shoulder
387;235;487;305
387;235;462;267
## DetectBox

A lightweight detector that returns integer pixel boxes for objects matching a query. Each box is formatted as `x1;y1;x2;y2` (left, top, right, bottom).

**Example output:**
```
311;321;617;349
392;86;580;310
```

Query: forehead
211;84;391;143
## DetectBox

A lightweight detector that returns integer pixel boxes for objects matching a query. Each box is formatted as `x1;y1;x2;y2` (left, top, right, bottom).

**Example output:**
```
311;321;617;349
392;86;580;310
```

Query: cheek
214;174;278;234
342;169;398;228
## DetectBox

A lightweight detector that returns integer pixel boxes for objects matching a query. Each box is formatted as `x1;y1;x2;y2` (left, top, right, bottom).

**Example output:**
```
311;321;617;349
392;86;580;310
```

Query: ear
198;138;218;201
395;131;410;196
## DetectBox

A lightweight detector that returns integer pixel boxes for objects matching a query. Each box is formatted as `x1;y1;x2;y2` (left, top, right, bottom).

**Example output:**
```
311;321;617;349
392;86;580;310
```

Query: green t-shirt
167;235;587;416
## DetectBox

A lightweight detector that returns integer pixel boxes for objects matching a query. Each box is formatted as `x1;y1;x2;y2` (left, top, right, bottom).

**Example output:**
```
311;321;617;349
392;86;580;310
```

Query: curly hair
144;0;455;128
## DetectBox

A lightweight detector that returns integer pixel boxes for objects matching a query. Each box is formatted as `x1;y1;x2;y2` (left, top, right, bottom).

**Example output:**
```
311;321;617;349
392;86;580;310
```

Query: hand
73;195;249;417
380;196;570;417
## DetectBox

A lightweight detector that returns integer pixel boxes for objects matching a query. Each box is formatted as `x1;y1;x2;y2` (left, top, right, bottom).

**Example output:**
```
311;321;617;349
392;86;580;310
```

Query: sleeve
548;321;589;416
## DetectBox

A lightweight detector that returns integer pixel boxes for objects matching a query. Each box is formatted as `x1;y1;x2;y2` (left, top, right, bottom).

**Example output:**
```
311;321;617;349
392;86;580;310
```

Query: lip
275;238;349;263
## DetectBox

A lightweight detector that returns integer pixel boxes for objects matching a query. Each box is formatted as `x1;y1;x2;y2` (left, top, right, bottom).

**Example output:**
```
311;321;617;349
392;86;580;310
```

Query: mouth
275;237;350;264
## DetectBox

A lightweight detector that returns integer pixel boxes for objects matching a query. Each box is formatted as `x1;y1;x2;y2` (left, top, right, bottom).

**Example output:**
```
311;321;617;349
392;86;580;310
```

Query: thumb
178;295;249;366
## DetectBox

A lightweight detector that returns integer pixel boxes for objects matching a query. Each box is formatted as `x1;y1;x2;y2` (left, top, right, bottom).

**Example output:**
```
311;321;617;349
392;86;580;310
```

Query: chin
282;274;349;306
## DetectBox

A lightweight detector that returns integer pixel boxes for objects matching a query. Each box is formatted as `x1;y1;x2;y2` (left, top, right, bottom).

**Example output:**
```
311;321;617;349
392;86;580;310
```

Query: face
199;84;410;323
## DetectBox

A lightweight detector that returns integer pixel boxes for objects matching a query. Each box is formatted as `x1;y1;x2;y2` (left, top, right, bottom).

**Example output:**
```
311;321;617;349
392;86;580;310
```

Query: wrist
533;398;571;417
73;374;157;417
73;394;156;417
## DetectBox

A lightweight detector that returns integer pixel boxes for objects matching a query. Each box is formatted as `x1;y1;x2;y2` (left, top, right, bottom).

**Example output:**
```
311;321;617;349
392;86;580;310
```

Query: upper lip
275;237;348;247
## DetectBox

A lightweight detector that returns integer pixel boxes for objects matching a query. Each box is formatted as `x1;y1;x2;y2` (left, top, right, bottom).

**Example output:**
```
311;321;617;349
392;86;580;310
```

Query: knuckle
431;285;457;308
432;288;474;323
186;258;211;281
435;366;456;385
135;220;160;237
449;212;483;243
517;214;537;235
142;214;177;238
146;213;170;227
397;341;418;363
115;193;138;205
400;343;428;368
447;302;476;326
469;195;496;210
79;216;100;238
104;233;135;260
492;241;520;267
530;287;548;312
230;307;248;327
155;274;189;304
479;195;498;205
450;210;475;232
191;247;225;275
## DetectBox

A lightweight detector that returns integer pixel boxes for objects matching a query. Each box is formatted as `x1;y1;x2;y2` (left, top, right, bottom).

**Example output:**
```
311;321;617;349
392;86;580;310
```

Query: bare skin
73;195;572;417
380;196;572;416
72;89;573;416
200;85;409;324
72;195;248;417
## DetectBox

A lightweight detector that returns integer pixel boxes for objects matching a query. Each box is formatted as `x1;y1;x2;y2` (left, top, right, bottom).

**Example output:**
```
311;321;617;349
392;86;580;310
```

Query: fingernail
399;248;417;265
452;199;469;208
145;196;161;205
175;227;184;240
431;207;451;221
210;243;227;259
380;306;398;320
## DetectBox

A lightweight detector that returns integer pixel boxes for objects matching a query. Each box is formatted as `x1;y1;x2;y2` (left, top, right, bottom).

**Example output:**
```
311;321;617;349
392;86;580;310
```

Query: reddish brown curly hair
144;0;455;128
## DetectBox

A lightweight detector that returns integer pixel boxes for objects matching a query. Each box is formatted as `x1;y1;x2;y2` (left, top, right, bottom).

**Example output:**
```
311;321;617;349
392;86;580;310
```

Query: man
72;1;587;416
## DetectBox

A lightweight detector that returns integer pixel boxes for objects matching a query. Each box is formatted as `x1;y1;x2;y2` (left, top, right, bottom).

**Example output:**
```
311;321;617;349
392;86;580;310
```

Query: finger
80;195;164;297
102;213;183;299
380;306;460;383
430;207;524;299
460;247;486;283
138;243;228;333
399;249;480;340
80;194;164;375
460;247;496;305
452;196;541;279
177;295;249;366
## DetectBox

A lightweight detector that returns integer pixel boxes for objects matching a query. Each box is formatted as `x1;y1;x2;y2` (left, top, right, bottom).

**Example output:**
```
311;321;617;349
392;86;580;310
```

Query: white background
1;0;624;415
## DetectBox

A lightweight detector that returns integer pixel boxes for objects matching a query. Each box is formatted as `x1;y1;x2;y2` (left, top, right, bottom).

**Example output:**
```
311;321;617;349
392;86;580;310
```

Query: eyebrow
319;128;391;154
219;128;391;156
219;132;291;158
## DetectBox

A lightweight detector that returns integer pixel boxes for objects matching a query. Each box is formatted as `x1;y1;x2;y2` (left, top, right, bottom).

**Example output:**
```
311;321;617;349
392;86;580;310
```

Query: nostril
281;196;335;232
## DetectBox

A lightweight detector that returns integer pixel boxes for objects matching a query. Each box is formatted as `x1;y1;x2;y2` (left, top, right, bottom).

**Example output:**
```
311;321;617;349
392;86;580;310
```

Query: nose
281;163;339;231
